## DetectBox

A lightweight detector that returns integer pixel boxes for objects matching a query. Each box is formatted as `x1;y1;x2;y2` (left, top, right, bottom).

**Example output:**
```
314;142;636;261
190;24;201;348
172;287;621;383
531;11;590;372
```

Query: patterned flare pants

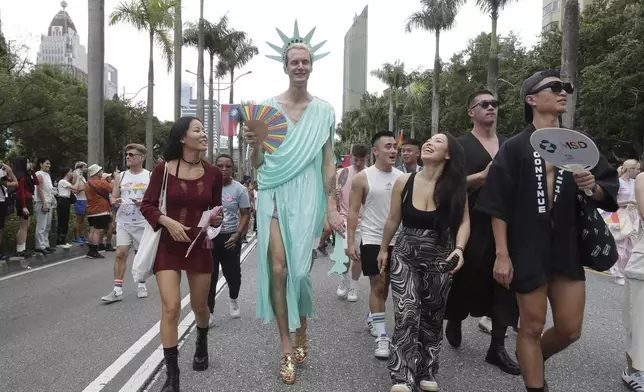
388;227;453;388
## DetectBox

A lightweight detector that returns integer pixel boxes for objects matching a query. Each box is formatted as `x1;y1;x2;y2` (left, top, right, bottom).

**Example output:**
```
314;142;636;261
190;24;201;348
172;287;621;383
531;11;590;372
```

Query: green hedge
1;208;88;253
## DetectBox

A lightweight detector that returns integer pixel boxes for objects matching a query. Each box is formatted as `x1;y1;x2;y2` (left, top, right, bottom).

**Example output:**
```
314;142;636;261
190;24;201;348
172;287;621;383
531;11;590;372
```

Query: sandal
280;353;296;384
294;330;308;365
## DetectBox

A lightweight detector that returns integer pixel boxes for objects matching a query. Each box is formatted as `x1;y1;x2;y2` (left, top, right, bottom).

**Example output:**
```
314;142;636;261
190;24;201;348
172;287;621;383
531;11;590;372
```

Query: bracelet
455;246;464;253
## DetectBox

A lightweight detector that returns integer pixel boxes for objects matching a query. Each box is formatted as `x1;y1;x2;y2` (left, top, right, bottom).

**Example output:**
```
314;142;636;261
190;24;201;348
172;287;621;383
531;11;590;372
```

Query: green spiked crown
266;20;330;66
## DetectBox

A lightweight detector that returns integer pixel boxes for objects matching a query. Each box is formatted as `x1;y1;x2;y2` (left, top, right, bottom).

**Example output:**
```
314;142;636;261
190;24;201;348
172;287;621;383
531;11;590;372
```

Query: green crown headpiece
266;20;330;66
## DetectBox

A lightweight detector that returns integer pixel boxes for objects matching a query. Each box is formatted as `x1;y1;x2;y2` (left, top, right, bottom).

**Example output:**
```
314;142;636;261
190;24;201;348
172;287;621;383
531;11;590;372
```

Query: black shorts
88;214;112;230
360;243;393;277
0;201;7;230
16;198;33;219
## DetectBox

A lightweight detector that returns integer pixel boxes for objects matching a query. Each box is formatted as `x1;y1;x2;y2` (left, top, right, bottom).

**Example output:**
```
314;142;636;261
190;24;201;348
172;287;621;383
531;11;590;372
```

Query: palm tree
109;0;175;169
196;0;204;121
173;0;181;120
88;0;105;165
404;77;427;139
474;0;518;97
370;61;410;134
560;0;580;128
406;0;463;135
184;15;246;162
216;38;259;160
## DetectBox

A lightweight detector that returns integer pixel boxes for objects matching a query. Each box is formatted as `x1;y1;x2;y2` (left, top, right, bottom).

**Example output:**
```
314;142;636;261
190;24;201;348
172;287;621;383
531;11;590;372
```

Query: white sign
529;127;599;172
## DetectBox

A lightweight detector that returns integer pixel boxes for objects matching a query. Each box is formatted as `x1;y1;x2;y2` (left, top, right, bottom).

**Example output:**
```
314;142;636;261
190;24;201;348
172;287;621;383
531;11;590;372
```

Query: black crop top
401;172;438;230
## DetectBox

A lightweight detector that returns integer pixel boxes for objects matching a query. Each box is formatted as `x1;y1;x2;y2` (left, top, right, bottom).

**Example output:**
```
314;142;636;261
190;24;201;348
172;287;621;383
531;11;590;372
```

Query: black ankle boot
192;326;209;371
445;320;462;348
486;342;521;375
161;346;180;392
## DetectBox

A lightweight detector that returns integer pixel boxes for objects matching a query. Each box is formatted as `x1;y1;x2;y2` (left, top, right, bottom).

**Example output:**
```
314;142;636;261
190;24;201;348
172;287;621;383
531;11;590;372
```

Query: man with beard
444;90;520;375
348;131;403;359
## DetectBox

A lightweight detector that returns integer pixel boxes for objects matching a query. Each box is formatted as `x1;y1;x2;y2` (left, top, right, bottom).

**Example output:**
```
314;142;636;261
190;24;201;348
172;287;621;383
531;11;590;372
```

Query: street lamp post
122;84;153;103
185;70;252;162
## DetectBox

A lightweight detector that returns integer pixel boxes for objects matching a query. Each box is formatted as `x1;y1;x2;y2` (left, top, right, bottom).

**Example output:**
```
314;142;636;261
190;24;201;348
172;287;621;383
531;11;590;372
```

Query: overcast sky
3;0;543;122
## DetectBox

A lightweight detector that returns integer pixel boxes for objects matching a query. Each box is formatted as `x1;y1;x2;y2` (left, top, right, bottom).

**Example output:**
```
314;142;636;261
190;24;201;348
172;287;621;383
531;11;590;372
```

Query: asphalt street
145;249;631;392
0;238;632;392
0;237;256;392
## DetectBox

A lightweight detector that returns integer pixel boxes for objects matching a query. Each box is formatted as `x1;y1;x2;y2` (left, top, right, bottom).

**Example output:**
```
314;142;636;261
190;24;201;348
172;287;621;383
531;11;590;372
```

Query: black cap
520;70;560;123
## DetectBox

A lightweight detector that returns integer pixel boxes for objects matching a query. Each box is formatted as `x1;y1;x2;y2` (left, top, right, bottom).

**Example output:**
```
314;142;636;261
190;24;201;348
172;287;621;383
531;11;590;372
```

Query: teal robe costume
255;96;335;330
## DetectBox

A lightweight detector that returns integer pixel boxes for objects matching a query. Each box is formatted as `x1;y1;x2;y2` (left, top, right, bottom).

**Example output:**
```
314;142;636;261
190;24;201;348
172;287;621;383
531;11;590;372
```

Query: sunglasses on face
125;153;141;158
216;164;233;169
470;100;499;110
530;81;574;95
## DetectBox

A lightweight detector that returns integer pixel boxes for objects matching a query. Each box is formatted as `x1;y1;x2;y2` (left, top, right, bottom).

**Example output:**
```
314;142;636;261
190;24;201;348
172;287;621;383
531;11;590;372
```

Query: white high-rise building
37;1;118;96
542;0;595;32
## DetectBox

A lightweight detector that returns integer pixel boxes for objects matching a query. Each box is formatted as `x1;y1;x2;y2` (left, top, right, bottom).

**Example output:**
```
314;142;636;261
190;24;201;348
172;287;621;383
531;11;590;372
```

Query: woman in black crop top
378;133;469;392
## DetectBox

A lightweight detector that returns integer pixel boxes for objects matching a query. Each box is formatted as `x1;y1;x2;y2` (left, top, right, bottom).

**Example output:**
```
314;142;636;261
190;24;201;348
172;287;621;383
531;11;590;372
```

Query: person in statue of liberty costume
243;21;344;385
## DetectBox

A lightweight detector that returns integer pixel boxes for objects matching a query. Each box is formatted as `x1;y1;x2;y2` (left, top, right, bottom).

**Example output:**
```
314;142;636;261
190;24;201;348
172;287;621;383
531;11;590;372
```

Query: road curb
0;243;93;277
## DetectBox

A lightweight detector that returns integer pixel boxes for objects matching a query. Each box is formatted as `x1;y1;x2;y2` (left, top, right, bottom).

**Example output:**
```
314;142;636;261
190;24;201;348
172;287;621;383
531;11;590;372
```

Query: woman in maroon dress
140;116;223;392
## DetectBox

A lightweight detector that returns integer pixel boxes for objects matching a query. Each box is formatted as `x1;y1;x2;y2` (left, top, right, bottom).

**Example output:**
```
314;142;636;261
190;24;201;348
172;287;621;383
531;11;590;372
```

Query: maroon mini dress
140;160;223;274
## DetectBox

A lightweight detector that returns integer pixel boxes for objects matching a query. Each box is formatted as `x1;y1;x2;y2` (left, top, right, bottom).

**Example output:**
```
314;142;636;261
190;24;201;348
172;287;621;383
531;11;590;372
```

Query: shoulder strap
118;171;126;187
401;172;416;204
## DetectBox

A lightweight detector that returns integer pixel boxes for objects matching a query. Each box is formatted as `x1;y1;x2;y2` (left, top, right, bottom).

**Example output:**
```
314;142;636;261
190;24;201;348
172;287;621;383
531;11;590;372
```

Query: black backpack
2;186;16;215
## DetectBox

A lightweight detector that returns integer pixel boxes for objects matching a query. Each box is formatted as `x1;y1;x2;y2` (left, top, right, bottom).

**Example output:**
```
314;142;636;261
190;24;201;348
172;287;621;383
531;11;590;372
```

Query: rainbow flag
397;129;404;149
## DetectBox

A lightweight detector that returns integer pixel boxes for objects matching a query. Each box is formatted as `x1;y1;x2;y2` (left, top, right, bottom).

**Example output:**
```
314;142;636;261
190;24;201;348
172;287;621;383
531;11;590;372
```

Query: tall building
342;5;368;115
36;1;117;93
180;83;235;150
104;64;118;99
542;0;595;32
36;1;88;82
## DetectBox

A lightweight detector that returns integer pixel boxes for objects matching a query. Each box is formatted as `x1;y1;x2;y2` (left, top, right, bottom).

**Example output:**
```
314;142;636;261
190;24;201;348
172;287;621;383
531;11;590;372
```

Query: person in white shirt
348;131;404;359
34;157;56;254
102;144;151;303
56;167;83;248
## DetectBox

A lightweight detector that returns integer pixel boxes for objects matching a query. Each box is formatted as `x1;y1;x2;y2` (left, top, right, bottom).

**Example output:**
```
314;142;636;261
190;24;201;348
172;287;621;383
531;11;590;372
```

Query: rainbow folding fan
239;105;288;154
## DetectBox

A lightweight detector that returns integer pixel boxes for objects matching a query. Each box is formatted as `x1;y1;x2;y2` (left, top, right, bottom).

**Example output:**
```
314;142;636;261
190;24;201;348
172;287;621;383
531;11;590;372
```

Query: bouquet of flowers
185;206;223;257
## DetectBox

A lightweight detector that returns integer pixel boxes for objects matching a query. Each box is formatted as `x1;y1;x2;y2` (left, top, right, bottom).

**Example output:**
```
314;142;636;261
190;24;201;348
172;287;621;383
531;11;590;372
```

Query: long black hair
163;116;203;161
12;156;35;193
433;133;467;243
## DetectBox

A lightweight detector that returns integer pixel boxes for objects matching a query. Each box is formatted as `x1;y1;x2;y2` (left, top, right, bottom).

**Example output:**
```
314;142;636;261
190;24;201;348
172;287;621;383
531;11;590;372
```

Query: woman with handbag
609;160;641;285
621;170;644;392
140;116;223;392
56;167;82;248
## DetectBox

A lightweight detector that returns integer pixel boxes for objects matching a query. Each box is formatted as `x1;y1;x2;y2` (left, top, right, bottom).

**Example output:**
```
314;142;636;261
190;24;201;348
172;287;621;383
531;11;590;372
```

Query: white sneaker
390;384;411;392
616;277;626;286
347;288;358;302
336;278;349;298
366;313;378;337
374;335;390;359
420;379;439;391
229;299;241;318
137;286;148;298
208;313;216;328
622;370;644;391
101;290;123;303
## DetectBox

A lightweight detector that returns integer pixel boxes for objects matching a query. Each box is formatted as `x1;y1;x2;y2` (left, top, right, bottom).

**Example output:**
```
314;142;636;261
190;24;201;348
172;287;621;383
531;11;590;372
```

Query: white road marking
0;251;105;282
81;235;257;392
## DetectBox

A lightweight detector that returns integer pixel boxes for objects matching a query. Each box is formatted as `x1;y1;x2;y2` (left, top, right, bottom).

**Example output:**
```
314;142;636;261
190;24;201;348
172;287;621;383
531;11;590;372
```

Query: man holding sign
476;70;619;392
243;22;344;384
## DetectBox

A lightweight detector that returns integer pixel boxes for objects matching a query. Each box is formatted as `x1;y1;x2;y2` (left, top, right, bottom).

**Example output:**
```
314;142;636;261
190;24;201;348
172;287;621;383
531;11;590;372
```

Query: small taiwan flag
339;155;351;168
220;104;241;137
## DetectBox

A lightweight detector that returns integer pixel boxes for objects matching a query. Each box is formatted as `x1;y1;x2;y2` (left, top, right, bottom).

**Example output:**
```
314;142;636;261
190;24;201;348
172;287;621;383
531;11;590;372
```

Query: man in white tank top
101;144;151;303
335;144;369;302
348;131;403;359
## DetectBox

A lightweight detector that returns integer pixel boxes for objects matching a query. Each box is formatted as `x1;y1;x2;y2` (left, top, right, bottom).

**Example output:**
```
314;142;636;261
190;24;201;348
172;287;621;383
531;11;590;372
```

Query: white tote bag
132;164;168;283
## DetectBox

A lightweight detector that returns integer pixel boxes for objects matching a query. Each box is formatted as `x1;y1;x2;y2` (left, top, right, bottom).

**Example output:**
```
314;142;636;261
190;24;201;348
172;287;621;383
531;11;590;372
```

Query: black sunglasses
530;81;574;95
470;100;499;110
125;152;141;158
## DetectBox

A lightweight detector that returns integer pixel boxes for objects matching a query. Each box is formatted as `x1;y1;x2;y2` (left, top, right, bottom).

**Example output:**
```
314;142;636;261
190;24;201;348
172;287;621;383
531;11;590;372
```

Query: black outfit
475;125;619;293
388;173;454;390
207;232;242;314
88;215;112;230
57;196;72;244
360;243;392;276
445;132;518;327
0;201;6;230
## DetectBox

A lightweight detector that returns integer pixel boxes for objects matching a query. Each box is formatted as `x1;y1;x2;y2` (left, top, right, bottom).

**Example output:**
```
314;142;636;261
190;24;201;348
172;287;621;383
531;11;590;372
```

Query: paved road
144;249;631;392
0;237;631;392
0;237;256;392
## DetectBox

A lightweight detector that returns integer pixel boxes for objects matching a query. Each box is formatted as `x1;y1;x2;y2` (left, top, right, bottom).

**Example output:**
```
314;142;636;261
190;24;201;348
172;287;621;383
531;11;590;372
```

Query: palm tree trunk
560;0;580;128
207;54;214;162
173;0;182;121
486;12;499;98
228;71;234;158
388;93;394;133
431;31;441;136
146;31;155;169
196;0;205;120
87;0;105;165
411;112;415;139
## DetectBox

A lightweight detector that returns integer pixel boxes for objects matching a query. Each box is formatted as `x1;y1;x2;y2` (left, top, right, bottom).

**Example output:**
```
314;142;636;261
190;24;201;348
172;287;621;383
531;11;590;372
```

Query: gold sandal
280;353;296;384
294;331;308;365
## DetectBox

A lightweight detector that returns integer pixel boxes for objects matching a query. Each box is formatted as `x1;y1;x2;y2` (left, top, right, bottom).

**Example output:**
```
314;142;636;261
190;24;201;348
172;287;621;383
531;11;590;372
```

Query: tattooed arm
322;139;338;212
336;167;348;212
